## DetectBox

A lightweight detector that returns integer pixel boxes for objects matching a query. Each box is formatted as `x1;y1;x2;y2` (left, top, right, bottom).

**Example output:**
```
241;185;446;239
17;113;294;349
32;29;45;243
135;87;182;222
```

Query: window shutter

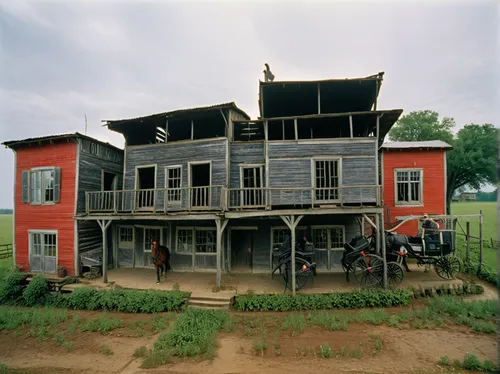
22;170;29;203
53;167;61;203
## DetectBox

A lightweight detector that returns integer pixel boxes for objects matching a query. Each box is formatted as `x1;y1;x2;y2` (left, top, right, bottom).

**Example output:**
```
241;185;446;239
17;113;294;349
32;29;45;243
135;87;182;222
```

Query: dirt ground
0;301;497;374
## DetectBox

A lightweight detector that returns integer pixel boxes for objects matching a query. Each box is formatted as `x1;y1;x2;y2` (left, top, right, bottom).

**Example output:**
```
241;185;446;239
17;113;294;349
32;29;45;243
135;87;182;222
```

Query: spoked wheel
285;258;313;291
352;254;384;288
434;256;461;279
386;261;404;287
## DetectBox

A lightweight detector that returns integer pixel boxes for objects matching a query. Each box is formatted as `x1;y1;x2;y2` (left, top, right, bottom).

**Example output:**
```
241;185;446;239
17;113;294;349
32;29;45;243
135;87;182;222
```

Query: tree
389;110;455;144
446;124;498;212
388;111;498;214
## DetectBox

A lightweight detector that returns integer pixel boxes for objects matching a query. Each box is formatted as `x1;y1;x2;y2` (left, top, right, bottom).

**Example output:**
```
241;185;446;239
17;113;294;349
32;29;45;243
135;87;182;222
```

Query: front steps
187;293;233;310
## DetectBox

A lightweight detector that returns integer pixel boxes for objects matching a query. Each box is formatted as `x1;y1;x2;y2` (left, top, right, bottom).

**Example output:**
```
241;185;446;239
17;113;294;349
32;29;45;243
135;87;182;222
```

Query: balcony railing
85;186;224;214
85;185;381;215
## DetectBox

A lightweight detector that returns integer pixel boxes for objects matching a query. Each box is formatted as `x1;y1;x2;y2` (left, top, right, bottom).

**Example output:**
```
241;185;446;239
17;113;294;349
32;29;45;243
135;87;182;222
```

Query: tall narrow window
241;166;263;207
314;159;339;202
396;169;422;205
30;169;55;204
144;228;161;252
166;166;182;204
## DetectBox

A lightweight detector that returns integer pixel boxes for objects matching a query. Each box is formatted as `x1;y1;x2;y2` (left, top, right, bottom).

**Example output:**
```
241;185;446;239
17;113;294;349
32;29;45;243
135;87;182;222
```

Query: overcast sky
0;0;498;208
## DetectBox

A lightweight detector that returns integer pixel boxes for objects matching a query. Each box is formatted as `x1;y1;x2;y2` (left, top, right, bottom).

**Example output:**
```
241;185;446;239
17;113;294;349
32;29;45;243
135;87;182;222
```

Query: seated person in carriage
422;213;439;231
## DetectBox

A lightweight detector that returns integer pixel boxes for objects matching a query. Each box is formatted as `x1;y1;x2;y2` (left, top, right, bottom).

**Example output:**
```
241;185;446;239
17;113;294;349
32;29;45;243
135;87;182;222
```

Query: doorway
240;166;264;207
230;230;254;272
189;162;211;208
136;166;156;210
101;171;117;210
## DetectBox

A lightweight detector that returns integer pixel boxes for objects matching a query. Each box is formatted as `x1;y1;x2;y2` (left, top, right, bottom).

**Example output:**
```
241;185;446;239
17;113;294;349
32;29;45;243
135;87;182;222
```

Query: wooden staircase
187;293;233;310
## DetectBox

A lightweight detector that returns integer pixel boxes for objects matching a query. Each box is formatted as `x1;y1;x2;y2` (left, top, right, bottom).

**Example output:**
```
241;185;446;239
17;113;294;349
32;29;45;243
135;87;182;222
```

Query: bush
232;289;414;312
0;268;28;304
23;275;49;306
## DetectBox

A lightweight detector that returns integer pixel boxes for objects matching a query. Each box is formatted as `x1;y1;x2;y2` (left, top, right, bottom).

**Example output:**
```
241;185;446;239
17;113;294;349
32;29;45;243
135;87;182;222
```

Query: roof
259;72;385;86
2;132;122;152
381;140;453;151
103;102;250;127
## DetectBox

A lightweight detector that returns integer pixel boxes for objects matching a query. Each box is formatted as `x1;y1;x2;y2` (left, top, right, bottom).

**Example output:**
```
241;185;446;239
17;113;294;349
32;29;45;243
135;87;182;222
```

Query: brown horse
151;241;171;284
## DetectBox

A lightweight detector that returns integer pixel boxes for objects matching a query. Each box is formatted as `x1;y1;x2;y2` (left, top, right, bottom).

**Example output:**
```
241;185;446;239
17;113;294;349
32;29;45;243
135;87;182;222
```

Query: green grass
0;215;12;244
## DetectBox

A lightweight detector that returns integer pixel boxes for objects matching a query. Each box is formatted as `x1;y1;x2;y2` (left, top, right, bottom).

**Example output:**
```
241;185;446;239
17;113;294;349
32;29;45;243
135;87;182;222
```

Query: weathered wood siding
77;139;124;213
229;142;265;188
124;139;228;210
266;140;377;205
77;220;101;254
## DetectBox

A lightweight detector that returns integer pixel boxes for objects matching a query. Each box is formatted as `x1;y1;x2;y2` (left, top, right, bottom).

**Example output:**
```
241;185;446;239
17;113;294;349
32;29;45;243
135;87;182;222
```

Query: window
143;228;161;252
271;226;307;250
166;166;182;204
30;232;57;257
314;159;340;202
119;227;133;243
395;169;423;205
312;227;345;251
30;169;55;204
240;165;264;206
176;228;216;254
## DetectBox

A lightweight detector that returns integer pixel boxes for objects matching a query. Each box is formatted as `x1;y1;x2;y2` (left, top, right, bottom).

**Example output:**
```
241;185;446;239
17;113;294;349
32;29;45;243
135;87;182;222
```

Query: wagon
80;247;103;277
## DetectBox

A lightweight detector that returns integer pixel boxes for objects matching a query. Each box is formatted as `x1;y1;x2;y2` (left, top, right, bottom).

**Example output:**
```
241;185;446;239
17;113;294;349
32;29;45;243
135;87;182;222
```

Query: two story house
77;72;403;288
2;133;123;276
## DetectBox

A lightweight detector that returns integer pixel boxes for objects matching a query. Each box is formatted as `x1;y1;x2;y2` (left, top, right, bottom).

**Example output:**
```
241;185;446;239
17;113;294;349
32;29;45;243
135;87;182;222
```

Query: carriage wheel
386;261;404;287
285;259;312;291
435;256;460;279
352;254;384;288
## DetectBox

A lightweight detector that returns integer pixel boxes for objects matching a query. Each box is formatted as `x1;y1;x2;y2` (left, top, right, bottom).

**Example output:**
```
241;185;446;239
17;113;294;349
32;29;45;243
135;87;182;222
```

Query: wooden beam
215;218;229;288
317;83;321;114
294;118;298;140
362;213;377;229
379;212;388;289
478;210;483;275
349;115;353;138
375;214;380;255
279;215;303;296
191;120;194;140
97;219;112;283
165;119;168;143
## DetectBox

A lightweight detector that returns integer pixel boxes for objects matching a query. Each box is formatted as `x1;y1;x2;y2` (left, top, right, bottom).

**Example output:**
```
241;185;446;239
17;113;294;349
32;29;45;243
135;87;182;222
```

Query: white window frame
310;225;345;251
142;226;163;253
175;227;217;255
165;165;183;205
28;229;58;269
394;168;424;206
118;225;134;249
311;157;342;203
29;167;56;205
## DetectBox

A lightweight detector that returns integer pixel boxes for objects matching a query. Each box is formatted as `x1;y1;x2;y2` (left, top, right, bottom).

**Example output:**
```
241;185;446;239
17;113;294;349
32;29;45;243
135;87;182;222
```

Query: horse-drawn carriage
341;219;460;288
271;235;317;292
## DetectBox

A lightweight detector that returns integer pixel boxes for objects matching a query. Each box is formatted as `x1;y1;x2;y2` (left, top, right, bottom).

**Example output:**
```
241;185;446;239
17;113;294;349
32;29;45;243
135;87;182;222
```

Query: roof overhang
381;140;453;151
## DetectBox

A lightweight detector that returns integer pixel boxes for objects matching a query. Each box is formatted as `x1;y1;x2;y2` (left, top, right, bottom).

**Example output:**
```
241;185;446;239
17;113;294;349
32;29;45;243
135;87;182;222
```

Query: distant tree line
476;190;498;202
0;209;13;214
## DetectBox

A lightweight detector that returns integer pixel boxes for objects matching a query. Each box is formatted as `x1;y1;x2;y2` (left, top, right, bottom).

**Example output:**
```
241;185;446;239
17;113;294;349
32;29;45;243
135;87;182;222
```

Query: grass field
0;215;13;276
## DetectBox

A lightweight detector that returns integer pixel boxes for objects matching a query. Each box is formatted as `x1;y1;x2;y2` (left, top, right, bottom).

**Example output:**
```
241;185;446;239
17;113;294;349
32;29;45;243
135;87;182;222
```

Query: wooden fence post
477;210;483;276
465;221;470;267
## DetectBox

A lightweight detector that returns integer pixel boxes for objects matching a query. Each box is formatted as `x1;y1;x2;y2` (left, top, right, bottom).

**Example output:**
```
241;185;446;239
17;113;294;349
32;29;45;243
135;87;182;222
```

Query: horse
151;241;172;284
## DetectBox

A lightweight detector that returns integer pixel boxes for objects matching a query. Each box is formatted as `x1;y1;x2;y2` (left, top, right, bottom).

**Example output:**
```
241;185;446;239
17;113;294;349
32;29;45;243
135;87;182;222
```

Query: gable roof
103;101;250;127
381;140;453;151
2;132;122;152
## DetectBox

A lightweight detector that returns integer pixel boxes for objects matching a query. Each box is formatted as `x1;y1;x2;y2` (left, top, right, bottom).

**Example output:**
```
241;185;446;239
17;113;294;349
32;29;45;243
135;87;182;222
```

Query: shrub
134;346;148;358
319;344;332;358
23;275;49;306
0;268;28;304
462;353;482;371
232;289;414;312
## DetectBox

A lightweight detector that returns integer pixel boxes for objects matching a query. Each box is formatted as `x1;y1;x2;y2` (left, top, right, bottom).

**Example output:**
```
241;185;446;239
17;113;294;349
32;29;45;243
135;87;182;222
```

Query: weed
23;274;49;306
309;311;348;331
387;314;401;328
319;343;332;358
80;313;122;334
141;349;171;368
64;341;73;352
482;359;497;372
252;336;267;356
129;320;148;337
274;344;281;356
337;346;347;358
55;333;65;346
462;353;482;371
437;355;452;366
151;315;173;333
350;341;363;359
356;309;387;325
12;329;22;338
0;363;8;374
100;344;113;356
369;335;383;356
280;313;306;335
134;346;148;358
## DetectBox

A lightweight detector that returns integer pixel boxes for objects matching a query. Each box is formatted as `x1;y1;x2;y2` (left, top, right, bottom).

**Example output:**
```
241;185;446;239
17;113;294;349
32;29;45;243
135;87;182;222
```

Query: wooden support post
375;214;381;255
97;219;112;284
380;212;388;289
165;119;168;143
294;118;298;141
349;115;353;138
478;210;483;276
375;115;380;187
465;221;470;267
215;218;229;288
317;83;321;114
191;120;194;140
280;215;304;297
282;120;285;140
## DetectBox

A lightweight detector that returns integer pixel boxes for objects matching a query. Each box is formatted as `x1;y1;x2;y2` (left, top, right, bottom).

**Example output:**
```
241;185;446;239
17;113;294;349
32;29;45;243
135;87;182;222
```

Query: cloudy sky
0;0;498;208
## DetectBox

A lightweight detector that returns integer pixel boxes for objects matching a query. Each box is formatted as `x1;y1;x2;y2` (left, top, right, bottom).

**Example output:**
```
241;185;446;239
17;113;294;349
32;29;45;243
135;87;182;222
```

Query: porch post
215;218;229;288
379;212;388;289
375;214;381;255
98;219;112;284
280;214;304;297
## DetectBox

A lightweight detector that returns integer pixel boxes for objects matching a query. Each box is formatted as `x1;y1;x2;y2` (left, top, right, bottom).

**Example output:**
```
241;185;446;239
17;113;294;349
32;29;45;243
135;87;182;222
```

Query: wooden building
458;192;477;202
381;140;453;235
3;133;123;276
76;71;403;291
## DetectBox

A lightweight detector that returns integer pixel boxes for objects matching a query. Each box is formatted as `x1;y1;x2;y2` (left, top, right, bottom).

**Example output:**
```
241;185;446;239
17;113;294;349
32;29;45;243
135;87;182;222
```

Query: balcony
84;185;381;215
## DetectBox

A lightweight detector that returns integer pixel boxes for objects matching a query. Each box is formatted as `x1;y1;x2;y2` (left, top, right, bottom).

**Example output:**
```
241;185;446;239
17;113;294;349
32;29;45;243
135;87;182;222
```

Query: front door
29;231;57;273
231;230;253;272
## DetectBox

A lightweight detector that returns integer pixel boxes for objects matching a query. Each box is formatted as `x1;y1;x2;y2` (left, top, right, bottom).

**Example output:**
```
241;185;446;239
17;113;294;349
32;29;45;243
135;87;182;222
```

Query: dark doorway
102;171;116;191
230;230;254;272
136;166;156;209
190;163;211;207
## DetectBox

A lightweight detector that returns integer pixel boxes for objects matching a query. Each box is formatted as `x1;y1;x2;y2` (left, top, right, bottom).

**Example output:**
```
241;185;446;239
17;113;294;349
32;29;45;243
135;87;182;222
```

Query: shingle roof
2;132;122;152
382;140;453;150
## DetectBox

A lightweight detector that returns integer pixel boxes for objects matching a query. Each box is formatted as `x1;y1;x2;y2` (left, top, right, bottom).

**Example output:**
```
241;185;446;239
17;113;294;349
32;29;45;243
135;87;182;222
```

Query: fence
0;243;13;259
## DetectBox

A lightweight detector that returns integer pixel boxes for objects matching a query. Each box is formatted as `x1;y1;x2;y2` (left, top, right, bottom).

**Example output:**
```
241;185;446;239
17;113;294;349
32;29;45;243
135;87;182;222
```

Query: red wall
15;142;77;275
383;149;446;235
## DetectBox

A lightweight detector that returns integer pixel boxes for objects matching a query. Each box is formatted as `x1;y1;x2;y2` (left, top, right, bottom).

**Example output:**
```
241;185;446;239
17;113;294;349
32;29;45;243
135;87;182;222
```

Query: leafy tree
389;110;455;144
388;111;498;213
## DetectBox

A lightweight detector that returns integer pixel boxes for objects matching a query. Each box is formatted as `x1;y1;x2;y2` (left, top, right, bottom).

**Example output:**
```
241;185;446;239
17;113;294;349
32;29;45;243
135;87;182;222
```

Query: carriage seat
388;234;409;246
343;236;370;253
